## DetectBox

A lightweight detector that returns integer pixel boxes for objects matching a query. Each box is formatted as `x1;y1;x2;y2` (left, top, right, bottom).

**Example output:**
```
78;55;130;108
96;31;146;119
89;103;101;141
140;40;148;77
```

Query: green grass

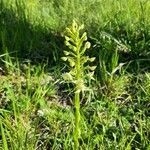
0;0;150;149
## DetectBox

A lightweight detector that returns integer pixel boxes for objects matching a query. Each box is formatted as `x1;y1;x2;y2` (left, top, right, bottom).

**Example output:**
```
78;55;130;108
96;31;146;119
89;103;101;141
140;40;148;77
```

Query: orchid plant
62;20;96;149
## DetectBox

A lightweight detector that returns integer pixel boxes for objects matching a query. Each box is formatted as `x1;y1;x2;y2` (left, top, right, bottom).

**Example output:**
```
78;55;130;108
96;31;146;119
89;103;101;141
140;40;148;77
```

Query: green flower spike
61;20;96;150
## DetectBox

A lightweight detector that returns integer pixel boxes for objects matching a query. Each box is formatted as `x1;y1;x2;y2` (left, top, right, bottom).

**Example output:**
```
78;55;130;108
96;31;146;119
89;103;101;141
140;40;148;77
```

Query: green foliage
0;122;8;150
0;56;150;149
0;0;150;149
1;0;150;63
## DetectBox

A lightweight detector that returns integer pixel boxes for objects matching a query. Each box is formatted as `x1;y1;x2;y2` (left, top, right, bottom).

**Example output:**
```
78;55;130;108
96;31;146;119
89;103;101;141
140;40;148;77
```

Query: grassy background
0;0;150;149
1;0;150;60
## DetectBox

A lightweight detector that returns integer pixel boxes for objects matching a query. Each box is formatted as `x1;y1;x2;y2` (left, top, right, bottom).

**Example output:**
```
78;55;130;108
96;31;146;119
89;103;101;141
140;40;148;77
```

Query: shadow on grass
0;1;64;66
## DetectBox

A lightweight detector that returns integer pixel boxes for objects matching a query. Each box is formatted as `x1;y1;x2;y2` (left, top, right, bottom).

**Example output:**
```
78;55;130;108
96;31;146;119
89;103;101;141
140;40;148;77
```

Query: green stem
74;92;80;150
74;46;81;150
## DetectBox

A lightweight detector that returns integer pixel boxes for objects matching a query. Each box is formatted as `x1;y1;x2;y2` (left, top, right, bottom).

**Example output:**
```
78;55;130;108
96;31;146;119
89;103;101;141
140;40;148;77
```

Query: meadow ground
0;0;150;149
